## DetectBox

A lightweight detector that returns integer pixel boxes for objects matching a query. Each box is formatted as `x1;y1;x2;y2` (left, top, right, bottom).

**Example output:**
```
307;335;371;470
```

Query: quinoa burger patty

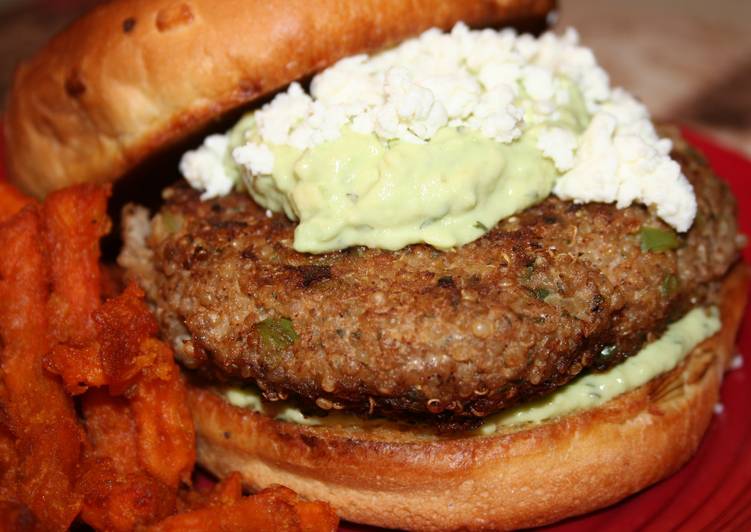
120;131;741;421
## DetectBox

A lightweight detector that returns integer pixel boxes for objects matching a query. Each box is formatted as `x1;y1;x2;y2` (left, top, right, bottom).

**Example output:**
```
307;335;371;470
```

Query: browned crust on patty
190;262;749;530
121;133;741;421
4;0;555;198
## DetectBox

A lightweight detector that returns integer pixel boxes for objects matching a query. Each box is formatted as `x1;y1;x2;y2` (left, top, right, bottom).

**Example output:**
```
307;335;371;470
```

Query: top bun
3;0;555;198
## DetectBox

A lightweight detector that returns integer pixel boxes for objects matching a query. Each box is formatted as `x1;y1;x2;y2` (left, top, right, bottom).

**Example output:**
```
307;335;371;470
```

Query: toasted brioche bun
4;0;555;198
189;263;749;531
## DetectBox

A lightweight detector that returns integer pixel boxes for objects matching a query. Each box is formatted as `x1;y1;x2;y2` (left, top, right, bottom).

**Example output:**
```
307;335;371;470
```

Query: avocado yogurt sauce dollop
239;121;580;253
180;24;697;253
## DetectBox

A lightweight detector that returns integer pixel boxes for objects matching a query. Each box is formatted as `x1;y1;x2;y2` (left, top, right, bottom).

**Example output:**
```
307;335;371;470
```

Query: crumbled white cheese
522;65;556;102
181;23;697;233
178;135;234;199
233;143;274;176
373;67;449;143
538;127;578;171
553;93;697;232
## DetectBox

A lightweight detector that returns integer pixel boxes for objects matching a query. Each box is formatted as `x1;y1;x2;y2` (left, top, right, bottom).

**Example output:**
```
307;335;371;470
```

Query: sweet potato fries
0;203;83;530
0;184;339;531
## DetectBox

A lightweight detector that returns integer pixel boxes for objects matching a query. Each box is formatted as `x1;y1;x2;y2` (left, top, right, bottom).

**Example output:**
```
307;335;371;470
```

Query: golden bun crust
189;263;749;531
4;0;555;198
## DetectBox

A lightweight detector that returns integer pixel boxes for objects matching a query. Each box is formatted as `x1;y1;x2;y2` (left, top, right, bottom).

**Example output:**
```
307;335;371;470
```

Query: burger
4;0;748;529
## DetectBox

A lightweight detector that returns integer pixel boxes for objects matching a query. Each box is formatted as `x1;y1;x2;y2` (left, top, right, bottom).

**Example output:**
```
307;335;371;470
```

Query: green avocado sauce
479;306;720;432
225;80;589;253
261;128;556;253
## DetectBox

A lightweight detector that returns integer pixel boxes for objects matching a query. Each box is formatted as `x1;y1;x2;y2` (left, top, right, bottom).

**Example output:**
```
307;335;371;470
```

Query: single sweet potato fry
79;389;176;531
43;184;111;346
0;208;83;530
0;181;34;224
131;340;195;488
43;184;111;394
146;485;339;532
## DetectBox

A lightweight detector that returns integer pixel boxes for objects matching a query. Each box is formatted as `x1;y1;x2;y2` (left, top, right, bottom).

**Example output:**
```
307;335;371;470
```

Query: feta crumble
181;23;697;234
537;127;577;171
179;134;234;200
553;90;696;232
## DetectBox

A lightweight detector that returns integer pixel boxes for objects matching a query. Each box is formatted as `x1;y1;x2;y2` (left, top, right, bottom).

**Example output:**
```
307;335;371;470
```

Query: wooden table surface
1;0;749;157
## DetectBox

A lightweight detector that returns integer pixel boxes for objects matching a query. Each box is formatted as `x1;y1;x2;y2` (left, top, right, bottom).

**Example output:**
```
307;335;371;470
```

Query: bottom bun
189;264;749;531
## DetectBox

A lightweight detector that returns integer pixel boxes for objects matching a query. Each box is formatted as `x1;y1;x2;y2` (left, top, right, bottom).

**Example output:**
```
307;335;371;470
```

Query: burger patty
120;132;741;421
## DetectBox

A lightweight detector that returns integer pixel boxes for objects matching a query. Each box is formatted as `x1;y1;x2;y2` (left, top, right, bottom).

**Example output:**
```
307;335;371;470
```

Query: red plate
1;128;749;531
